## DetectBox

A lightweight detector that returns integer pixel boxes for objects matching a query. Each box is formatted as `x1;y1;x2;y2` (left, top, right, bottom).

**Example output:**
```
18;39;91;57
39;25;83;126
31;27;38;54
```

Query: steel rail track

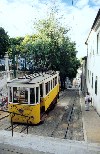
5;124;19;131
58;90;72;102
49;93;75;137
64;92;78;139
64;103;75;139
0;114;9;120
0;89;79;138
49;90;77;139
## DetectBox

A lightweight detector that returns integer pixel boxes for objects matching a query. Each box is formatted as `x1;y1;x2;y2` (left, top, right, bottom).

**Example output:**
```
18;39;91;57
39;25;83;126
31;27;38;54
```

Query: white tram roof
7;71;58;87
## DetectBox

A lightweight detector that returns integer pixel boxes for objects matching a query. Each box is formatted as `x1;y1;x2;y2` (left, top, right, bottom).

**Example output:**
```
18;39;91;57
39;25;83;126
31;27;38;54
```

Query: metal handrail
0;109;34;136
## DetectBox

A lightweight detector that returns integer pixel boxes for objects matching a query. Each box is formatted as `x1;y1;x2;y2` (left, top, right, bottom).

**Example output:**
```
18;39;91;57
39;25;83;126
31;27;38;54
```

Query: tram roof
7;71;58;87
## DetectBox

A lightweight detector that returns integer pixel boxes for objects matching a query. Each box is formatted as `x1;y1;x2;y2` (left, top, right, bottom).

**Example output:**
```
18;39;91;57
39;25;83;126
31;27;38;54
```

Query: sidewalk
0;130;100;154
0;90;100;153
80;94;100;144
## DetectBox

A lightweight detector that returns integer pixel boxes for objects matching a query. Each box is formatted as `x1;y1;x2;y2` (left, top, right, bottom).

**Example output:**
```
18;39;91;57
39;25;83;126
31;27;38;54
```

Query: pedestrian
79;86;81;96
85;92;91;111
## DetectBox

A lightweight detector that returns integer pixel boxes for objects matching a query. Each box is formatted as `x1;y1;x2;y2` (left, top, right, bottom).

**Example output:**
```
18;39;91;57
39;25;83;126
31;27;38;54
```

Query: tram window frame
55;77;57;85
51;80;52;90
40;84;43;97
45;82;48;95
36;87;39;103
20;90;25;98
30;88;35;104
16;88;28;104
48;81;50;92
13;87;18;103
25;89;28;102
53;78;55;88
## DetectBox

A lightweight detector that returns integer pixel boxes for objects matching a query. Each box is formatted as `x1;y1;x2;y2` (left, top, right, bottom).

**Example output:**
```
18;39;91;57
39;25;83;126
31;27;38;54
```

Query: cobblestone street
0;85;100;153
0;89;84;141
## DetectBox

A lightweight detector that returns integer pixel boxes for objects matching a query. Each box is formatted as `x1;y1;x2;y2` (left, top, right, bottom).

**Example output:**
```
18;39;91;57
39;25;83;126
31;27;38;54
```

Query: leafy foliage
0;27;10;58
7;14;80;89
8;37;24;58
33;15;80;88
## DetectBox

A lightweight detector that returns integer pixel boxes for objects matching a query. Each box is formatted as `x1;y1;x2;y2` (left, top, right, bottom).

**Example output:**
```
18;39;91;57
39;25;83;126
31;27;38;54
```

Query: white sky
0;0;100;58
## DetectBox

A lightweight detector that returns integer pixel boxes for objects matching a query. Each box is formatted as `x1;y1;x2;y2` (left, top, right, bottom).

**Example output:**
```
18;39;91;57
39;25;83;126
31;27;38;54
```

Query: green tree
20;35;37;70
34;15;80;89
8;37;24;76
0;27;10;58
8;37;24;58
13;14;80;89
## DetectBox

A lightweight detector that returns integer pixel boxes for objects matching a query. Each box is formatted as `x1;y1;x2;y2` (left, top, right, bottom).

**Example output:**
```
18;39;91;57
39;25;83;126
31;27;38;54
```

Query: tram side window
45;82;48;95
53;78;55;88
30;88;35;104
51;80;52;90
48;81;50;92
18;88;28;104
36;87;38;103
40;84;43;97
11;87;28;104
55;77;57;85
25;90;28;102
13;87;18;103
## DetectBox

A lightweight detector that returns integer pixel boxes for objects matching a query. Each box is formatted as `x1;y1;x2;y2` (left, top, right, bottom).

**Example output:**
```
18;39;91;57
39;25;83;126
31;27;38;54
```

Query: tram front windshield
13;87;28;103
9;87;38;104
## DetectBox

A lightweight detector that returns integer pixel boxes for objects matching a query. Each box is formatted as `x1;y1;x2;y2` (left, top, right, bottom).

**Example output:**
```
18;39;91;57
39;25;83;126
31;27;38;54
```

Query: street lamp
4;52;10;81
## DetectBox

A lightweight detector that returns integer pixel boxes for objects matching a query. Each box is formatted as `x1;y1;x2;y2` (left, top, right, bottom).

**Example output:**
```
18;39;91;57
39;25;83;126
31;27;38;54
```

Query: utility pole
4;52;10;81
12;46;16;78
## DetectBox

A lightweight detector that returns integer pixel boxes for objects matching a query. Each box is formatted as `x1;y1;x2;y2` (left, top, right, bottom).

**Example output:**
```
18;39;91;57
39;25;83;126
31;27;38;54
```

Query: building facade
85;9;100;114
81;56;87;95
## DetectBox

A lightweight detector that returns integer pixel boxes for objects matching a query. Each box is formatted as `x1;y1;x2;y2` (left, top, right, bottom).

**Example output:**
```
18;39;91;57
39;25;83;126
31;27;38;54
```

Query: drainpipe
12;48;16;78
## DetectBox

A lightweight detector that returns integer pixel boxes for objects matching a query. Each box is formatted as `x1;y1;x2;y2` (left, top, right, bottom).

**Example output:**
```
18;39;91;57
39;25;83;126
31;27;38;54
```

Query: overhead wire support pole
12;46;16;78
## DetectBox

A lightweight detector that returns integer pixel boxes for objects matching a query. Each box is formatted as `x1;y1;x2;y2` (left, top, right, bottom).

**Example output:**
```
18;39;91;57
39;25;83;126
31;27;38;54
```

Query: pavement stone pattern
0;143;47;154
0;130;100;154
0;81;100;153
80;95;100;144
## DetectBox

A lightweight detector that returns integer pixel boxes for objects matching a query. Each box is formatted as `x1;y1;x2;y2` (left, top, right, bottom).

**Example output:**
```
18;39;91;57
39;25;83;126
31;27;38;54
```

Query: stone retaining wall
0;70;30;89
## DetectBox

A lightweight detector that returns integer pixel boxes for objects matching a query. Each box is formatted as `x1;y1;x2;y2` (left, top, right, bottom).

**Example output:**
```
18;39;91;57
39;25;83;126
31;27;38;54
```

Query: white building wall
86;26;100;114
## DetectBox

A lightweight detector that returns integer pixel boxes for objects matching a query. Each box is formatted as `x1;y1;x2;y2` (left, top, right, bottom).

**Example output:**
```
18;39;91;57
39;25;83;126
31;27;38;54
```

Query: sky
0;0;100;58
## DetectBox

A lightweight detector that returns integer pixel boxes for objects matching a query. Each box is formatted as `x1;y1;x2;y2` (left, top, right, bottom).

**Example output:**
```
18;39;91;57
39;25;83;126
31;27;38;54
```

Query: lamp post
12;46;16;78
4;52;9;71
4;52;10;81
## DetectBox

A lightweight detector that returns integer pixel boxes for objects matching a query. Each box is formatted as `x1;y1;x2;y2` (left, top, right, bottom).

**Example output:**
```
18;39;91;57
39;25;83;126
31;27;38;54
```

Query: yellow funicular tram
7;71;59;124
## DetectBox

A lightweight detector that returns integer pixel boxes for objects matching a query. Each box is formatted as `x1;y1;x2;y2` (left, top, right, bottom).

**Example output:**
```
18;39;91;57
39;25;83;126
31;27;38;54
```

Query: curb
79;93;87;142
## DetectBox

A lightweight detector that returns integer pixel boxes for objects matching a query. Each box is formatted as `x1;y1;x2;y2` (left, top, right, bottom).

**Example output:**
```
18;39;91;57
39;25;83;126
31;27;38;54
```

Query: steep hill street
0;84;100;153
